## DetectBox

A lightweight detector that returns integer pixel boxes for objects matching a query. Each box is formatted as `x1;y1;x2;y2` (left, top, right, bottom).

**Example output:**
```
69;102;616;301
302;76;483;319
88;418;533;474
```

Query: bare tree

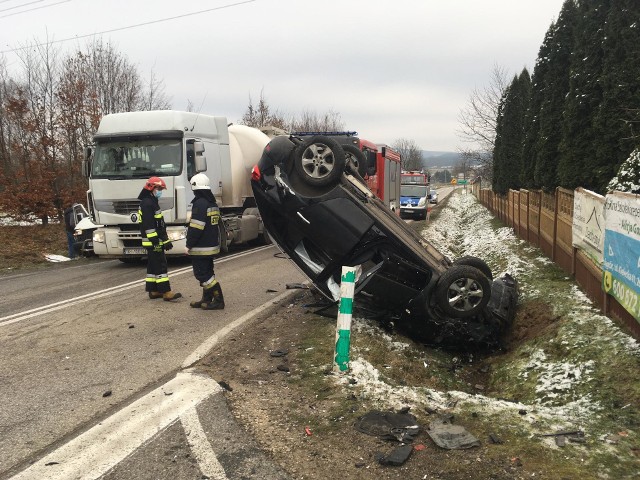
140;67;171;111
0;36;173;222
289;108;344;132
392;138;423;171
456;64;509;181
241;89;287;130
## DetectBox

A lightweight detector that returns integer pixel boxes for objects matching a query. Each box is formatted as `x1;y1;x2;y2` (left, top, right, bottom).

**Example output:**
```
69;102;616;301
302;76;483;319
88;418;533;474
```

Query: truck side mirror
193;141;207;172
195;156;207;172
82;147;92;177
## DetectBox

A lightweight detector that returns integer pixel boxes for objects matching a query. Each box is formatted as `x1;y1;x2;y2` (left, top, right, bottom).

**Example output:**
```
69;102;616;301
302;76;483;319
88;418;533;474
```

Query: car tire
453;256;493;280
293;136;346;187
434;265;491;318
342;144;368;178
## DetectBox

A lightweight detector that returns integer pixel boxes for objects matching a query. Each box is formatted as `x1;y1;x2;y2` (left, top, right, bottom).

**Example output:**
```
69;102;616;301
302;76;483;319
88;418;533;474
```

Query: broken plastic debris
427;416;480;449
269;349;289;357
305;426;312;436
354;410;420;443
218;381;233;391
376;444;413;466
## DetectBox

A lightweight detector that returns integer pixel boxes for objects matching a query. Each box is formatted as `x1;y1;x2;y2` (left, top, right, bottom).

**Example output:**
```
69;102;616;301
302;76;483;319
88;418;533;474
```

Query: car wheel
452;256;493;280
293;136;346;187
342;144;368;178
434;265;491;318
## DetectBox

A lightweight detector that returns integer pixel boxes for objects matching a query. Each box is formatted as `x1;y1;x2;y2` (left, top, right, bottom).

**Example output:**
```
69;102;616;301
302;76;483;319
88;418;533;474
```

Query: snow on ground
336;190;640;443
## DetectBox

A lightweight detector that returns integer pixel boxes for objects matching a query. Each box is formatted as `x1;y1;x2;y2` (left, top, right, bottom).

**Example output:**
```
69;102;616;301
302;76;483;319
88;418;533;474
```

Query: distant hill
421;151;462;169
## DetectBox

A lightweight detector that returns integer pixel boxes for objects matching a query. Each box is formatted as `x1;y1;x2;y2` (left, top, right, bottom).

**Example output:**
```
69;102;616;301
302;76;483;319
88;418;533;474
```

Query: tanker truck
82;110;271;260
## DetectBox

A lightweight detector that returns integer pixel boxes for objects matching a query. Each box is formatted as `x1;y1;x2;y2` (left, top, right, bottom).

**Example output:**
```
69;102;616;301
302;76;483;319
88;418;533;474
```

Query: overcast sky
1;0;565;152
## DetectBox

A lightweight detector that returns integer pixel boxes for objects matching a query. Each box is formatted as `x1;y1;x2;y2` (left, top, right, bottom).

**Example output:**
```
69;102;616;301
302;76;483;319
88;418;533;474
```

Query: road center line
0;246;274;327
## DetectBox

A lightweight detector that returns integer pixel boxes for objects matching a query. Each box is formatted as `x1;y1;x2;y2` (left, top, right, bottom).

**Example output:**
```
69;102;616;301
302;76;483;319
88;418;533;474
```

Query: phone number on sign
611;278;640;318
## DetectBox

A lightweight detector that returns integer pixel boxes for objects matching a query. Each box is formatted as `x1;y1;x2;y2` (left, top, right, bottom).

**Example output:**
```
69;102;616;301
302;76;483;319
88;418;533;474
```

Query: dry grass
0;224;68;273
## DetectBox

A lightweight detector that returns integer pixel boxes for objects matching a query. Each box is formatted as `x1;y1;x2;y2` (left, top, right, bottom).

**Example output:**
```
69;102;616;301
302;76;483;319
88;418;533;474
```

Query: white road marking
8;276;301;480
11;371;221;480
180;408;228;480
7;244;298;479
0;246;274;327
181;288;299;368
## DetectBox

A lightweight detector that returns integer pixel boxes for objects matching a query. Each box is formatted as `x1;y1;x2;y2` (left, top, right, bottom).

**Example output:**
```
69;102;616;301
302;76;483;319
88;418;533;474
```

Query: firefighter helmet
144;176;166;191
190;173;211;190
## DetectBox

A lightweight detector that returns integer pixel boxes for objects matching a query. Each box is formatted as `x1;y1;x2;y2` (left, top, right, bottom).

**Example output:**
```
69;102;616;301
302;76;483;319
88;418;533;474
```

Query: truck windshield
91;140;182;178
401;185;428;197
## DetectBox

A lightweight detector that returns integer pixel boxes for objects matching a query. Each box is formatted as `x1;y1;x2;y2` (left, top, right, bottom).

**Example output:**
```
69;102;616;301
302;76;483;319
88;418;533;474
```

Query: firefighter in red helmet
138;176;182;301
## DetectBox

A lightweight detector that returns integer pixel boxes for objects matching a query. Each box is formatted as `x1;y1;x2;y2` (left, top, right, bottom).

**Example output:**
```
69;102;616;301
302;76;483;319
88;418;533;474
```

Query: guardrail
470;180;640;340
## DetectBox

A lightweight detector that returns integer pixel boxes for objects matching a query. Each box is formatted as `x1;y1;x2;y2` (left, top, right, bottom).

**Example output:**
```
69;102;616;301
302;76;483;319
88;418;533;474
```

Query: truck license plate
123;247;147;255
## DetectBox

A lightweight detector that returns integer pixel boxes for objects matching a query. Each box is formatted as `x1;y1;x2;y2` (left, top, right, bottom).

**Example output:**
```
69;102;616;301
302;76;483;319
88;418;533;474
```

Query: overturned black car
250;135;517;348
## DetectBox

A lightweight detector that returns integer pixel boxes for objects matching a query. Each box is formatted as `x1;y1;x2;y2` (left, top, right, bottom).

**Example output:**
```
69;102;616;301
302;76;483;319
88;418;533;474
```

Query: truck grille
118;228;143;247
95;200;140;215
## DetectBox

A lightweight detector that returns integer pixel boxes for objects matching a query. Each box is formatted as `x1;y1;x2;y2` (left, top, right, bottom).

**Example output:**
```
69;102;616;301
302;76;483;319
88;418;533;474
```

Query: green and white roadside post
333;266;357;373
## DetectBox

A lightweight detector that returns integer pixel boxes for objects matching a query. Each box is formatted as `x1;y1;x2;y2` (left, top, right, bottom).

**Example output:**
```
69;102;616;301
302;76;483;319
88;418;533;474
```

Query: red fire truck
358;139;402;216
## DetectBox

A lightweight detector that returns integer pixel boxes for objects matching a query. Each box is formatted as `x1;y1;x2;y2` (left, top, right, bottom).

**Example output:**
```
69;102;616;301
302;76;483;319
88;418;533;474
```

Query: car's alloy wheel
293;136;346;187
434;265;491;318
342;144;368;178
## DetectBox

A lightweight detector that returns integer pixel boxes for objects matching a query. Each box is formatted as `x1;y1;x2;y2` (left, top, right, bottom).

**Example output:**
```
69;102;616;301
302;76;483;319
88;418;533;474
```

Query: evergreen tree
522;24;553;190
607;148;640;193
492;70;531;194
492;85;510;194
533;0;577;191
592;0;640;192
558;0;608;190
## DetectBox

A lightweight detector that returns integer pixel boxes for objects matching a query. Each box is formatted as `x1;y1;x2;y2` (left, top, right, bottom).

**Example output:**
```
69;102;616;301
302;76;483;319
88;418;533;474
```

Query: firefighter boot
202;283;225;310
148;291;164;299
190;288;210;308
163;291;183;302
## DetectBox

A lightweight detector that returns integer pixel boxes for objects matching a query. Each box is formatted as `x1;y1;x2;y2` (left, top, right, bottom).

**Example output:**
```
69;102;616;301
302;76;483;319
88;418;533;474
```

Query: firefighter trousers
145;246;171;293
191;255;216;288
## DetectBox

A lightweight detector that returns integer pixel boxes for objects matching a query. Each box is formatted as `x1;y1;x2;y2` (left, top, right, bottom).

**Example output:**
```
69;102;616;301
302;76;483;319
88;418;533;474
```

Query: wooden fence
471;181;640;340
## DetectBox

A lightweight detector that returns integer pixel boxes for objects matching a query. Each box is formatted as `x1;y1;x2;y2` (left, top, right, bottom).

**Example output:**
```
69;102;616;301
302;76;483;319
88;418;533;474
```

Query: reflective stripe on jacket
138;189;169;248
186;196;220;256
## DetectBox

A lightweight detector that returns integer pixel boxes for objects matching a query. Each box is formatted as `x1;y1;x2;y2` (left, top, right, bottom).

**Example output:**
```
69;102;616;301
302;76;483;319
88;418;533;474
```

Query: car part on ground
251;134;517;348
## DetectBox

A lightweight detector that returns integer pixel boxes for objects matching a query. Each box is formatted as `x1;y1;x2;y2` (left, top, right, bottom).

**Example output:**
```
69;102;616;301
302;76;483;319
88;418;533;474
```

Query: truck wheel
219;224;229;253
434;265;491;318
453;256;493;281
293;136;345;187
261;228;272;245
342;144;368;178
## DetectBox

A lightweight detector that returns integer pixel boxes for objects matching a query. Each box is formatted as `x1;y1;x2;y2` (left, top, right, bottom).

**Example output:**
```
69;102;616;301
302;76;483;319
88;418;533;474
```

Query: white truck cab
84;111;270;259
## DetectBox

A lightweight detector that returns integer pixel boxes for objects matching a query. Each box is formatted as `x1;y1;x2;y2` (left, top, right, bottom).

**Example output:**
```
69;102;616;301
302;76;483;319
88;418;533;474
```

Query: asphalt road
0;246;306;479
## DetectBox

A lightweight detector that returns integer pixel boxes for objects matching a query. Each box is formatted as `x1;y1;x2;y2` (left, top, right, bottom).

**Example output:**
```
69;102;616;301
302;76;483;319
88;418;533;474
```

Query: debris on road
376;444;413;466
269;349;289;357
354;410;420;443
427;416;480;449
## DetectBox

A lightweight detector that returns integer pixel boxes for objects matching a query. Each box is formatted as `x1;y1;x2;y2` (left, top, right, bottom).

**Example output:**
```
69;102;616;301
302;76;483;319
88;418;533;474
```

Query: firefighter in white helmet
186;173;224;309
